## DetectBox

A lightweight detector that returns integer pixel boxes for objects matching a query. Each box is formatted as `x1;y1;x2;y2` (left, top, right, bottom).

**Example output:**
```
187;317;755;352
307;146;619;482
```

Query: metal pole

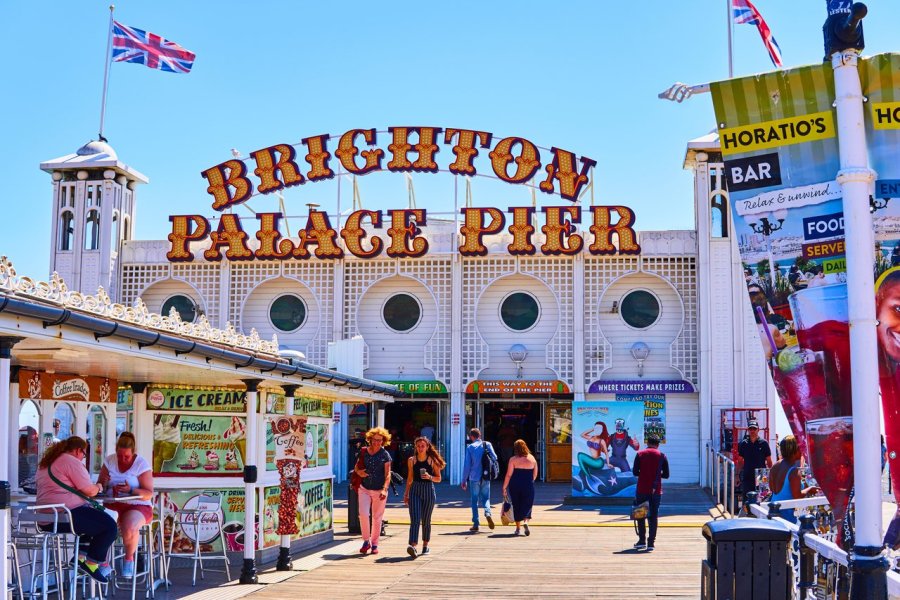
824;2;888;596
726;0;734;78
240;379;262;584
98;5;115;141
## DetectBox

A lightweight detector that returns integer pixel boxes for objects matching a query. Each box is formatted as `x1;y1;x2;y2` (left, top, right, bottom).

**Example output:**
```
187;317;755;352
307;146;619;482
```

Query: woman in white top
97;432;154;577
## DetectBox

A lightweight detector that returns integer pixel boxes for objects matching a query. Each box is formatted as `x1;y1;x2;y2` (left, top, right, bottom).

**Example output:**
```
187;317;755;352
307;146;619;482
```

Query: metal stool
7;539;25;600
166;491;231;586
113;518;168;600
13;504;71;600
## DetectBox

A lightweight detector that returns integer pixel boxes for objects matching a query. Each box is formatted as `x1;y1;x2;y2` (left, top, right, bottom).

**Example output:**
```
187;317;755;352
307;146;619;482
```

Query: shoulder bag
47;464;105;511
349;448;367;491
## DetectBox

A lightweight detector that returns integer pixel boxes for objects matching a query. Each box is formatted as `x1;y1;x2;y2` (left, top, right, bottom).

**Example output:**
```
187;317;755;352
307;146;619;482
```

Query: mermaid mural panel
571;401;643;498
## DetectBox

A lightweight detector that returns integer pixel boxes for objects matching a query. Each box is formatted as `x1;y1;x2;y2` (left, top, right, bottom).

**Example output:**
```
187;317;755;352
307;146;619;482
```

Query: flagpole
98;5;115;141
727;0;734;77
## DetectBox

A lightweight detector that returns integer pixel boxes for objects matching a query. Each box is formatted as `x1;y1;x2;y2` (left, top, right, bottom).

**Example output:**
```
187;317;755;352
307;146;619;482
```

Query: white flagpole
727;0;734;78
98;5;115;141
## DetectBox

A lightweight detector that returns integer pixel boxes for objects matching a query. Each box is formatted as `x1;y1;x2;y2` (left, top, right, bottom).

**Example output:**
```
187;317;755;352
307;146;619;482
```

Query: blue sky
4;1;899;279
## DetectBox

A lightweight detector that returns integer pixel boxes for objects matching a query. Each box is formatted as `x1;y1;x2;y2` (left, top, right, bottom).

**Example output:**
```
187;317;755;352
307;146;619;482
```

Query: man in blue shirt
461;428;497;532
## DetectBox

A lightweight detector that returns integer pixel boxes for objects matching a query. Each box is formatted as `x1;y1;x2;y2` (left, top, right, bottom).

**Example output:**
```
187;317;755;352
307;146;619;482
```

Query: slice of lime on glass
776;348;804;373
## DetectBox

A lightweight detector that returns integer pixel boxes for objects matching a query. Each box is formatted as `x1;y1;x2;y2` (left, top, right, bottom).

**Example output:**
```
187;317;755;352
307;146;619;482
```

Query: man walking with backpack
461;428;499;532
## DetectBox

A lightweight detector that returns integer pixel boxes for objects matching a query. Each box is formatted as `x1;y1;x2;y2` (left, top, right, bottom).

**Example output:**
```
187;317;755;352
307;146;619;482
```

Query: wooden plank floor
248;524;707;599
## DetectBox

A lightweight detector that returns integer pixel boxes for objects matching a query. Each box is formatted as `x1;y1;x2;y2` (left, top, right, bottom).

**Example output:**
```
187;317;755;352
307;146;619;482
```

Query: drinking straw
756;306;779;357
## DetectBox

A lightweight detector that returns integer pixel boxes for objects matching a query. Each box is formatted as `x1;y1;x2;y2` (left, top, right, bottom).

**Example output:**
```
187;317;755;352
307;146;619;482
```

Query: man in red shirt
631;434;669;551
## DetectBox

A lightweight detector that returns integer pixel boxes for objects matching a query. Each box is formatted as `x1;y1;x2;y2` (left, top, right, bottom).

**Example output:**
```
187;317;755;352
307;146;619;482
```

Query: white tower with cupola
40;140;148;301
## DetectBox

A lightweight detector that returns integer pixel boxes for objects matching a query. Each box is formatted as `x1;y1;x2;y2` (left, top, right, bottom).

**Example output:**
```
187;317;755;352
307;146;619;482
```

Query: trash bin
348;481;360;535
701;519;791;600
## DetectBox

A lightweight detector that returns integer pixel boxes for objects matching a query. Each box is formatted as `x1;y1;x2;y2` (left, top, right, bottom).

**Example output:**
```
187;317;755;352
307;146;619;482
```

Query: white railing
745;496;900;599
707;444;737;516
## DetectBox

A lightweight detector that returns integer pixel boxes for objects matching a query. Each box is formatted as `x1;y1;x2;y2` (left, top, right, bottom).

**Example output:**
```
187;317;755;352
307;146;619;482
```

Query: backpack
481;442;500;481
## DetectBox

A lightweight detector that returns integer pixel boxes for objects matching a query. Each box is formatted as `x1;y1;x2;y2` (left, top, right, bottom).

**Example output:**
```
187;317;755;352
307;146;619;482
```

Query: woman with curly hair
404;436;445;558
352;426;393;555
36;436;117;583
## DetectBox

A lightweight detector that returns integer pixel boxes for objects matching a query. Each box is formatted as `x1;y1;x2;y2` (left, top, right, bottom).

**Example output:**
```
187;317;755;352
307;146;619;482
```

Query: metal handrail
706;444;736;515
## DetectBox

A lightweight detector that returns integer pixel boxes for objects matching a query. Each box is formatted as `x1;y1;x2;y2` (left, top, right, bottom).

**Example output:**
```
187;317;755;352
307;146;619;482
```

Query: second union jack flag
112;21;195;74
732;0;783;68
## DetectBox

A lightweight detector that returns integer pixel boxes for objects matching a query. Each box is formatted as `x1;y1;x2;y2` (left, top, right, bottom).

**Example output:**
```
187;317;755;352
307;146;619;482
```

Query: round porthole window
500;292;540;332
620;290;661;329
269;294;307;332
161;294;198;323
382;293;422;332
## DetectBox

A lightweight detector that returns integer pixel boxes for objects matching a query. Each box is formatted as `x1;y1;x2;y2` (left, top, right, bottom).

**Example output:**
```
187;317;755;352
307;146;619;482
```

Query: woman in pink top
36;436;118;583
98;432;154;578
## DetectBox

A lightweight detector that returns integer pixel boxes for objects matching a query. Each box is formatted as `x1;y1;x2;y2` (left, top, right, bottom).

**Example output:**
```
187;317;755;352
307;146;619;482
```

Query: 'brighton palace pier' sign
167;126;641;263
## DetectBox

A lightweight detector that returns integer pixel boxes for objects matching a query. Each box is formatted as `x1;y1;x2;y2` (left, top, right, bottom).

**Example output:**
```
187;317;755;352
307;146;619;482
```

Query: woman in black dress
502;439;538;536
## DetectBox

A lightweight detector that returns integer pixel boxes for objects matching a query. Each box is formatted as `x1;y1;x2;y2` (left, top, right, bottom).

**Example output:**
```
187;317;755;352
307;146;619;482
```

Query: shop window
85;209;100;251
18;399;40;492
500;291;540;332
548;406;572;444
382;293;422;332
620;290;661;329
59;211;74;251
269;294;307;332
86;406;106;475
53;403;75;441
161;294;198;323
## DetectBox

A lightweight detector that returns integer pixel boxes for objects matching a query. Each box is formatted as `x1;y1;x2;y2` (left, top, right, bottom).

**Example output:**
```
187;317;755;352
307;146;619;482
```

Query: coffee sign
19;370;116;403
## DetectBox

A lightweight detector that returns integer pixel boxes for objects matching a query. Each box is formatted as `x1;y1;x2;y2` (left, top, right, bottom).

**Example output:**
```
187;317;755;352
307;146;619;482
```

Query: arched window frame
84;209;101;251
59;209;75;251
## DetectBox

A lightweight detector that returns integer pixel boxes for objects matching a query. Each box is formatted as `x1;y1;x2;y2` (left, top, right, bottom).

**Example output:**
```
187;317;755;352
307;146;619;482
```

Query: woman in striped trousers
404;436;445;558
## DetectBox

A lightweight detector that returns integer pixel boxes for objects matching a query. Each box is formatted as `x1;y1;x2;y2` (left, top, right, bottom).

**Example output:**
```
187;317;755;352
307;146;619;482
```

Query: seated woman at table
98;432;154;578
36;436;118;583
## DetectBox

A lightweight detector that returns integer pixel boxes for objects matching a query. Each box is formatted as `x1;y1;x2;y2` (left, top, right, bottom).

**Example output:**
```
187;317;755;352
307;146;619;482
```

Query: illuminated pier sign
166;126;642;263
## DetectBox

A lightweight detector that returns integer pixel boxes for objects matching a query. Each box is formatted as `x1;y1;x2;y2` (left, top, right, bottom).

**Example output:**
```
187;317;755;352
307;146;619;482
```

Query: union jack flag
732;0;783;68
111;21;195;73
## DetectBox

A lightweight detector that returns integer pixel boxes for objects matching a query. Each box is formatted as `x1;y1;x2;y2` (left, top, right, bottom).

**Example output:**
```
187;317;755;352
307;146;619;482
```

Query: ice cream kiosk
129;383;342;566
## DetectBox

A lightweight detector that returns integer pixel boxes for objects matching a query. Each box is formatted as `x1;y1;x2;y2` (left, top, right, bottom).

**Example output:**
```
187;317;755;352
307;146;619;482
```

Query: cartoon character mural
571;402;644;497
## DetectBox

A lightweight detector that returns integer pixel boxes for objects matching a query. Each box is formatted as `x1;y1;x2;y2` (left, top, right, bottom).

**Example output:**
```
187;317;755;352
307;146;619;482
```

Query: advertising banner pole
240;379;262;584
824;2;889;597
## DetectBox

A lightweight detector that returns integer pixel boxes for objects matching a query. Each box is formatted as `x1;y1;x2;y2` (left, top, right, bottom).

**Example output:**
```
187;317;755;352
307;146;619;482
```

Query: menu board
152;414;246;476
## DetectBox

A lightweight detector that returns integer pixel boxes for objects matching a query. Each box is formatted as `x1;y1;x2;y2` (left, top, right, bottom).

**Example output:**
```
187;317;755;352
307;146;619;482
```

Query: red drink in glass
771;348;829;458
807;416;854;548
795;319;853;417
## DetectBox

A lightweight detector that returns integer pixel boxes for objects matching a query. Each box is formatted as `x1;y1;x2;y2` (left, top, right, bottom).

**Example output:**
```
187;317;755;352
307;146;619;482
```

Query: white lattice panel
583;257;640;386
399;259;453;385
343;260;398;369
281;261;337;367
460;257;516;382
172;263;223;328
228;263;281;327
120;264;171;307
520;257;575;384
642;256;698;384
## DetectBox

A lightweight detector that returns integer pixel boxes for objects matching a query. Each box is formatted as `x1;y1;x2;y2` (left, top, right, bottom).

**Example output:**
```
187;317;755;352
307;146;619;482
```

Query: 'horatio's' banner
710;53;900;547
167;126;642;262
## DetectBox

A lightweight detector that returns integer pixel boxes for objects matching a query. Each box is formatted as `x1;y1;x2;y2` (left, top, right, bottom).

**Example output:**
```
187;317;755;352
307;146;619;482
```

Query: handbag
630;500;649;520
349;448;366;491
500;492;515;525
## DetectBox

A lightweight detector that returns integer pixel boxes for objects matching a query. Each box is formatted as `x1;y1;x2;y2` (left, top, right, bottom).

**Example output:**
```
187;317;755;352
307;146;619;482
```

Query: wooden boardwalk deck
247;524;707;599
155;483;714;599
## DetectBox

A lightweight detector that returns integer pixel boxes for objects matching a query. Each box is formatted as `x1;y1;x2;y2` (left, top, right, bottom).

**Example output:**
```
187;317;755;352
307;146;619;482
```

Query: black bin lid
702;519;792;542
